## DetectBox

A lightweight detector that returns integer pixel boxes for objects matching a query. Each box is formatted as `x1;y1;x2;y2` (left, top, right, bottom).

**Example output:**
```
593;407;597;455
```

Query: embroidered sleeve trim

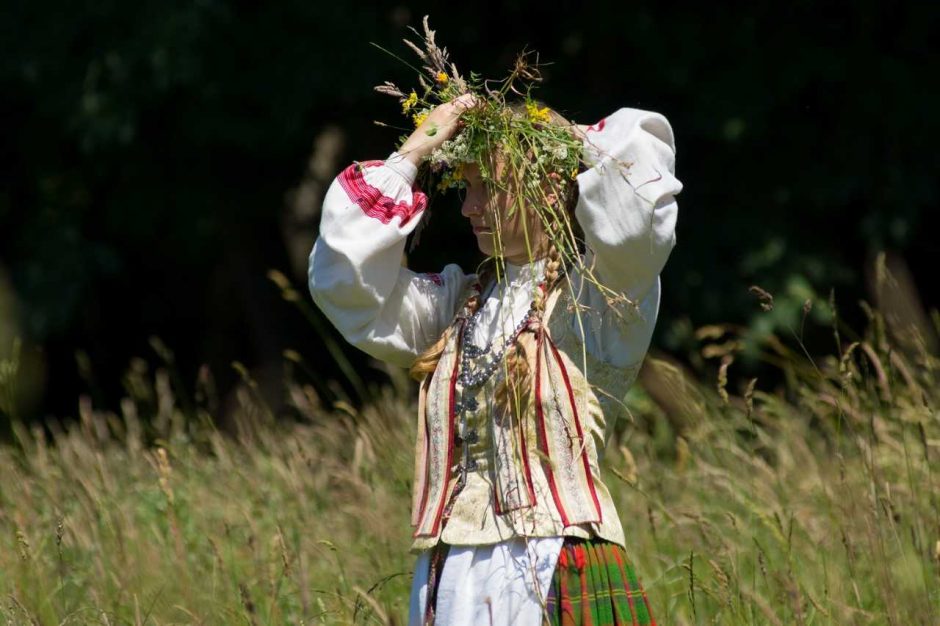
337;160;428;226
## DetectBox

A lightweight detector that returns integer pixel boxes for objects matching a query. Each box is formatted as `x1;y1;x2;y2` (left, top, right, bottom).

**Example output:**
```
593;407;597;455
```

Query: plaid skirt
421;537;656;626
544;538;657;626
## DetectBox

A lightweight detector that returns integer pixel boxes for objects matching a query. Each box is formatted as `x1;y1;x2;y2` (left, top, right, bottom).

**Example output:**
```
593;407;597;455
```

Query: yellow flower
412;111;429;127
402;91;418;112
436;71;449;84
570;167;579;179
526;102;551;124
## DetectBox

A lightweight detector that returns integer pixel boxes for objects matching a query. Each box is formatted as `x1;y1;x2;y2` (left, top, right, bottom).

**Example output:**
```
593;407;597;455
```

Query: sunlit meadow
0;262;937;625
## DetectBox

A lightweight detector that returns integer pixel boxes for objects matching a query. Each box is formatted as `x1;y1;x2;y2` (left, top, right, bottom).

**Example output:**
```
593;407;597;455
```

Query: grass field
1;296;938;625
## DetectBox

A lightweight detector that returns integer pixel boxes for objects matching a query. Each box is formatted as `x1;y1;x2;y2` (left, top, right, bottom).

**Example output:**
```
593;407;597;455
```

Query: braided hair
491;240;565;419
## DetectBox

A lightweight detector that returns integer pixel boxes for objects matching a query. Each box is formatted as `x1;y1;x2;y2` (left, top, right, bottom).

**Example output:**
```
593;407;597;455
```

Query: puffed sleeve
567;108;683;368
308;152;475;369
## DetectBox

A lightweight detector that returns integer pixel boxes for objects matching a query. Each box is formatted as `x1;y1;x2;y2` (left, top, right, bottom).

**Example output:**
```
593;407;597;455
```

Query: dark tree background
1;0;937;425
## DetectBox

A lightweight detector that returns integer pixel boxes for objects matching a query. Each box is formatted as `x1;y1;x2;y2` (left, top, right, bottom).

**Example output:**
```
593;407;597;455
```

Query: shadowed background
1;0;937;426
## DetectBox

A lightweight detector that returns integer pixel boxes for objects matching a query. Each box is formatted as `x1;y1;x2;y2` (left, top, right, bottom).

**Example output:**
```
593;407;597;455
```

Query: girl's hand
398;93;479;168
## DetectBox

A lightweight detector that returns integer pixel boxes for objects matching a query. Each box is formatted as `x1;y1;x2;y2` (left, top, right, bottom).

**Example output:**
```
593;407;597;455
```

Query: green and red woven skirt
422;537;657;625
544;538;657;626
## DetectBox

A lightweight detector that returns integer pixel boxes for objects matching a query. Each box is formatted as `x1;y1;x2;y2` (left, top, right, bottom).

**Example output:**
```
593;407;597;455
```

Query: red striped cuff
336;158;428;226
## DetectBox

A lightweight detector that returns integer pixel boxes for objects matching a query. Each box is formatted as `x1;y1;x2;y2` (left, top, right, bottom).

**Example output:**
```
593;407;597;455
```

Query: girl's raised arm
567;107;683;368
308;152;474;369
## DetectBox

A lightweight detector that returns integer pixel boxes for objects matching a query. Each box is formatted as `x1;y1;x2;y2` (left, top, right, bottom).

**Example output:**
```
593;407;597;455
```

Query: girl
308;93;681;625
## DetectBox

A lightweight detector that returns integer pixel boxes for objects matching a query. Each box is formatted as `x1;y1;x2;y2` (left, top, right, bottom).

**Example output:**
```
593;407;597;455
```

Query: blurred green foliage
1;1;937;421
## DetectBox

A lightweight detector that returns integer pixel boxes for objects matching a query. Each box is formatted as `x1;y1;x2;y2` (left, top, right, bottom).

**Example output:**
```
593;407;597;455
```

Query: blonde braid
408;322;456;382
493;242;564;418
493;340;531;422
532;241;564;317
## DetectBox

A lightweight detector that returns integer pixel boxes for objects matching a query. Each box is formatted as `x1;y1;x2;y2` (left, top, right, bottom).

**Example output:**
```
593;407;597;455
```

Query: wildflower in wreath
526;101;552;124
402;90;419;113
412;110;430;127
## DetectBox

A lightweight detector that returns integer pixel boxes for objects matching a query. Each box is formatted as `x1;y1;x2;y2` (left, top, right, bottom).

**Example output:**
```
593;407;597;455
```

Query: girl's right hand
398;93;479;168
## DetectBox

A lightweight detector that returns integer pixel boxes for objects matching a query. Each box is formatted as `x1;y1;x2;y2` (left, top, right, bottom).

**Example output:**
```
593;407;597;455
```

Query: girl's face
459;157;549;265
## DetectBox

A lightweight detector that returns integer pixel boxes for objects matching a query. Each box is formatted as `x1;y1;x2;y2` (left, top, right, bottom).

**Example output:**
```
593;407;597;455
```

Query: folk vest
409;282;641;552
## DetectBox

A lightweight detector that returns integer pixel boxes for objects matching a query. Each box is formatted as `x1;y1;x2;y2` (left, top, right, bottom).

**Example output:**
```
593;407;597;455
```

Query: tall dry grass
0;279;937;624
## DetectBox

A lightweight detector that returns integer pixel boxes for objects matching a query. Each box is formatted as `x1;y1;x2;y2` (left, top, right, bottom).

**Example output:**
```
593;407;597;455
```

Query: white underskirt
408;537;564;625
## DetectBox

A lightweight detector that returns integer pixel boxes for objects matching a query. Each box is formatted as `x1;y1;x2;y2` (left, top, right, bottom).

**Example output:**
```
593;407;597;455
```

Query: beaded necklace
447;273;542;486
439;263;551;518
453;264;546;423
457;301;535;391
457;270;544;392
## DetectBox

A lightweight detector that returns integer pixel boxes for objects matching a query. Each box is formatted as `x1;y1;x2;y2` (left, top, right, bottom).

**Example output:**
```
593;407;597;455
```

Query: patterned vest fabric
410;284;641;553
